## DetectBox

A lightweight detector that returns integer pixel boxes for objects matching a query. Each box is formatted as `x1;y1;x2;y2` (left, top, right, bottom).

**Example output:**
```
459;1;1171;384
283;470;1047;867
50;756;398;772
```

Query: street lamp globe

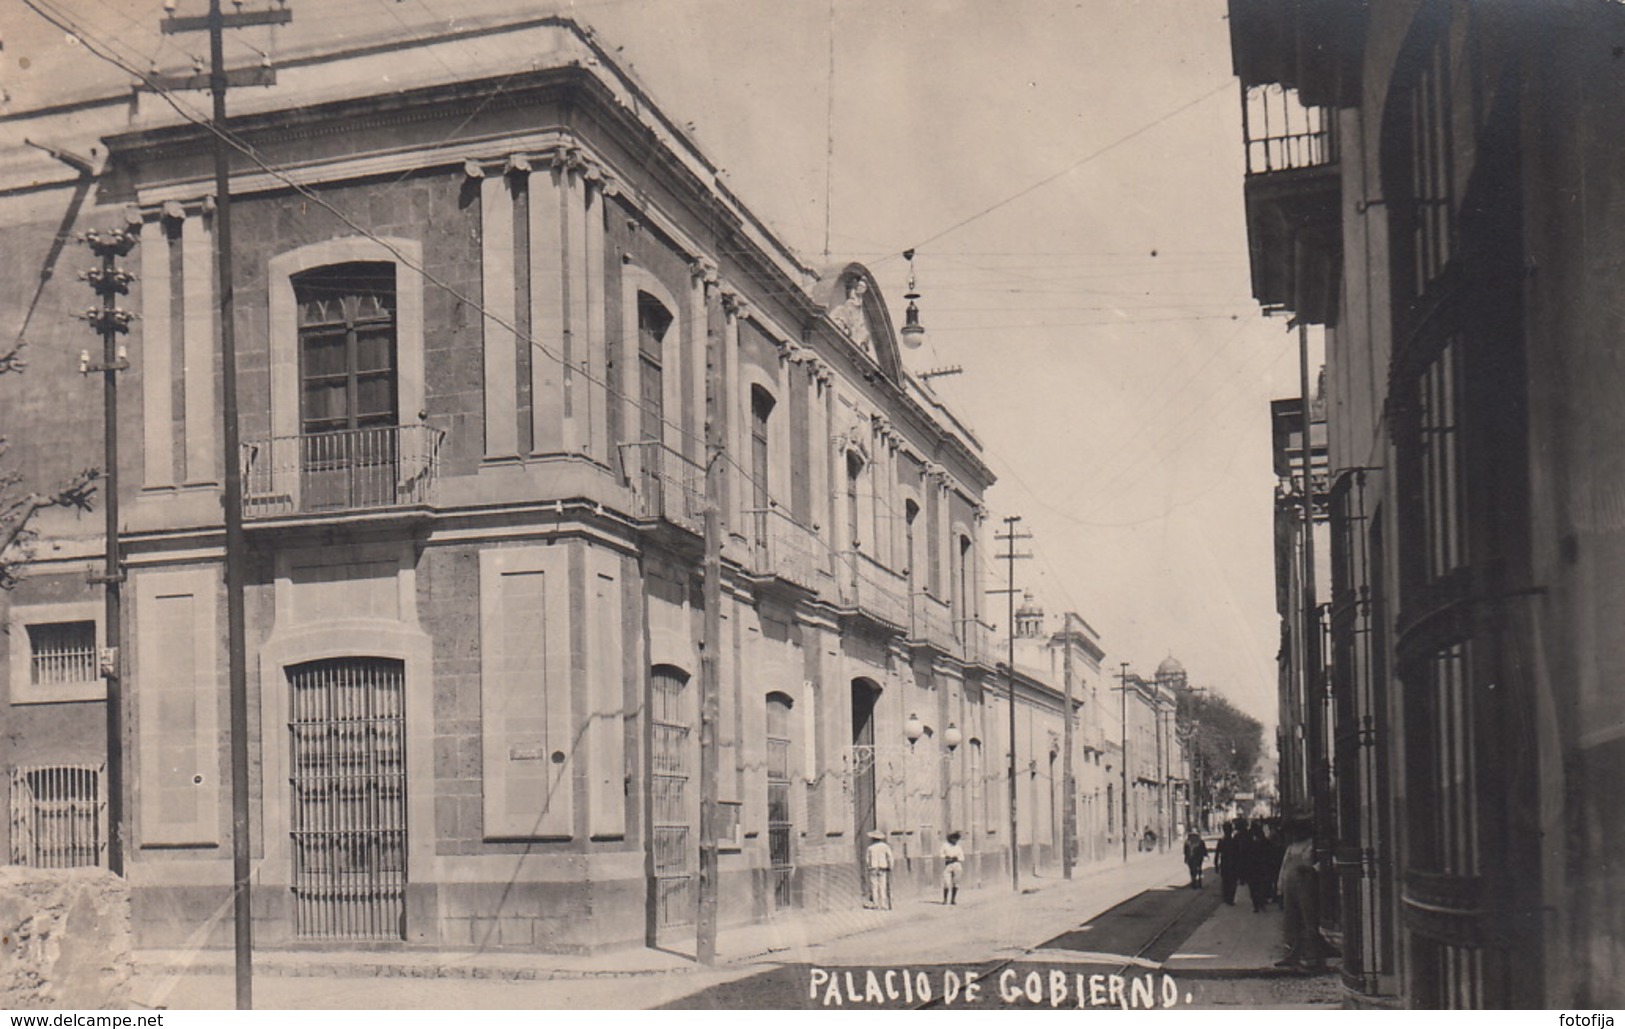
904;712;924;745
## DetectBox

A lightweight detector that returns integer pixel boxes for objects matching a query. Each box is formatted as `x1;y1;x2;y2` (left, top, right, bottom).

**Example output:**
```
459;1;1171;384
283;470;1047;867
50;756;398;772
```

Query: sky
1;0;1312;729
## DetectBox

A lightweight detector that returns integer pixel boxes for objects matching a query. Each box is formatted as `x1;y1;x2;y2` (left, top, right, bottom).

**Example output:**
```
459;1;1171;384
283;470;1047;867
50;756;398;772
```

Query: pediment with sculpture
812;262;904;384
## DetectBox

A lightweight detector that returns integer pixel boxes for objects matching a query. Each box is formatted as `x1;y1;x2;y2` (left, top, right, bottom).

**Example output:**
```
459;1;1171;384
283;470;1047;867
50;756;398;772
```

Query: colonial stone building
0;15;1107;954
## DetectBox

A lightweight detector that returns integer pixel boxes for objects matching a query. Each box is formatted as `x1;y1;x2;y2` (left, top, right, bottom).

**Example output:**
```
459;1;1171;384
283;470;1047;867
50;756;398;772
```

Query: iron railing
1242;83;1335;175
909;592;953;648
959;618;998;667
749;507;824;592
840;552;909;629
8;764;106;869
242;423;443;518
619;440;706;536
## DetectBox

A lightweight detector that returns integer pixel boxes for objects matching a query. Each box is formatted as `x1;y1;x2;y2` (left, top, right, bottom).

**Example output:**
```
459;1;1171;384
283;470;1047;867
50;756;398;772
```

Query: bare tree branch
0;468;100;590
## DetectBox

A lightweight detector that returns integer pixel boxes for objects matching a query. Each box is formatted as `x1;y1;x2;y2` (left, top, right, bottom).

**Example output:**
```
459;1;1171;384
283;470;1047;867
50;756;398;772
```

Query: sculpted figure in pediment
829;276;873;353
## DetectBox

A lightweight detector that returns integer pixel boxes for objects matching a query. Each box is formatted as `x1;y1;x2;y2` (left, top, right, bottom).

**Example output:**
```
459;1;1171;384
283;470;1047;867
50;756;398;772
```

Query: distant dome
1156;655;1185;678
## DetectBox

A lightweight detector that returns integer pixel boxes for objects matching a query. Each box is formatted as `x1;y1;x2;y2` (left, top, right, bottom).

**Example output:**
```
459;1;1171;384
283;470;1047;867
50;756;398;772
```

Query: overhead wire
17;0;943;582
19;0;1281;640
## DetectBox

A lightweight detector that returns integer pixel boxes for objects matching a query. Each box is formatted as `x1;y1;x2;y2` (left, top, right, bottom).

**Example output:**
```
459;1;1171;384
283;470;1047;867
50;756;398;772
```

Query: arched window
955;533;973;639
636;293;675;503
637;293;673;447
904;499;920;583
846;452;864;551
969;737;985;841
766;692;794;909
292;262;399;510
294;262;398;437
651;665;693;928
751;387;776;549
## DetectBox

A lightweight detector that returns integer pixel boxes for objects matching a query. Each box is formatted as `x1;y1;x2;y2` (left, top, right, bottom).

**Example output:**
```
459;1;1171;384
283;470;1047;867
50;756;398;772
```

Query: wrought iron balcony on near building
1239;83;1341;325
241;423;444;519
1242;83;1335;175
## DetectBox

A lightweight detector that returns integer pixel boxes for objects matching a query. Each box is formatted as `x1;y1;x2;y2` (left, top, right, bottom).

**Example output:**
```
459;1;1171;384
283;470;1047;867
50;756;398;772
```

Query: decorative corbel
721;291;749;322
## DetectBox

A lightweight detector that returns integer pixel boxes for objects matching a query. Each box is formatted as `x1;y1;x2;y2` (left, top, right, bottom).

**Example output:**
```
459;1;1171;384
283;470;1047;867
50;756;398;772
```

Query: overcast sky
3;0;1312;729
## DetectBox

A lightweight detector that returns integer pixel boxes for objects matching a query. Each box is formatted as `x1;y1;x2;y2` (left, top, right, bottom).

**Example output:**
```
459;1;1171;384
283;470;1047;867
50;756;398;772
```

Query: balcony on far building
839;551;909;632
909;591;953;651
618;440;706;538
1238;82;1342;326
959;616;998;668
745;507;825;595
241;423;444;520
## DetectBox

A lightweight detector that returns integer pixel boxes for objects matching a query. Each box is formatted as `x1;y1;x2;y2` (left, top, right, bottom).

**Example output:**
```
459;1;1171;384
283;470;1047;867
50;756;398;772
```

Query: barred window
9;764;106;868
28;621;98;685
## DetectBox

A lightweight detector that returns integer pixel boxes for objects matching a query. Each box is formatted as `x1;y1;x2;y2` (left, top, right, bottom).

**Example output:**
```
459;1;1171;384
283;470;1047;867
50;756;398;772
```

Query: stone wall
0;866;132;1009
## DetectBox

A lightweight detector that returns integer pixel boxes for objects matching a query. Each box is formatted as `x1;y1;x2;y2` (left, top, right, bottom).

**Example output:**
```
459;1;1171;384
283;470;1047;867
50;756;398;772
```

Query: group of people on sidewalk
1182;815;1337;974
864;829;965;910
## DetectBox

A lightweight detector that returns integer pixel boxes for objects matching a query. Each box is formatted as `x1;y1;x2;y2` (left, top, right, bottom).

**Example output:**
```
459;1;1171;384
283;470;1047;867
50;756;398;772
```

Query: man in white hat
865;830;894;910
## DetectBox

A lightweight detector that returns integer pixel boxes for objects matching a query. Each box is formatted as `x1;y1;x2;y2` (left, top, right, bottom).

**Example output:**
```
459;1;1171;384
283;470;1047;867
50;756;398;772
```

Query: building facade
1232;0;1625;1008
0;15;1102;953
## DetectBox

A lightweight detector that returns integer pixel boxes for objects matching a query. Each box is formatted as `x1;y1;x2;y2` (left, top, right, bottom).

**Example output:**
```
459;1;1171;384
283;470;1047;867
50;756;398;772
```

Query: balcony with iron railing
241;423;444;520
908;590;953;650
959;617;998;668
618;440;706;537
745;506;826;595
1239;82;1341;325
838;551;909;631
1242;83;1335;176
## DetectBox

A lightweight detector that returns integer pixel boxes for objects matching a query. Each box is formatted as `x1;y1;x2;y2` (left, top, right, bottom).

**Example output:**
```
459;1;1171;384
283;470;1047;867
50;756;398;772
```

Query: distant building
0;15;1090;954
1009;594;1114;865
1232;0;1625;1009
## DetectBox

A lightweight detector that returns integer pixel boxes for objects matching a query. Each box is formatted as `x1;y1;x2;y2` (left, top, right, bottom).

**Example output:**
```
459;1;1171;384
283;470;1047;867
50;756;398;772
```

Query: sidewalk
1164;892;1289;974
131;851;1188;1008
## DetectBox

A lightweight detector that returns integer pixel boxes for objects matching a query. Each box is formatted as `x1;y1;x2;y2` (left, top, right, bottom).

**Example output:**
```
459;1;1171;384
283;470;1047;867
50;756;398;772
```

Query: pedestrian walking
1216;821;1240;905
1275;817;1331;972
1183;830;1208;888
1261;820;1287;908
940;830;965;905
865;830;894;910
1239;822;1271;912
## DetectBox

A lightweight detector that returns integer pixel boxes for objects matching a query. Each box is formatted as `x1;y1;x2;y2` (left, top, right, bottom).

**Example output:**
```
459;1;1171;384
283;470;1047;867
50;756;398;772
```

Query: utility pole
78;216;139;878
1117;662;1130;863
695;284;725;965
158;1;291;1010
991;516;1030;891
1060;612;1077;880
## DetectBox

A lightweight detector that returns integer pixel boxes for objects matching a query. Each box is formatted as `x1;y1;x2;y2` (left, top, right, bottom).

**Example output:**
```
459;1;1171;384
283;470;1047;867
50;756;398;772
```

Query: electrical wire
901;80;1234;254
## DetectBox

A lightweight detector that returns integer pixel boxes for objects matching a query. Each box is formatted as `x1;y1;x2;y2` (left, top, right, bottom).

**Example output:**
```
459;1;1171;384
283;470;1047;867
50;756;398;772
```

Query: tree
1175;687;1265;816
0;341;99;590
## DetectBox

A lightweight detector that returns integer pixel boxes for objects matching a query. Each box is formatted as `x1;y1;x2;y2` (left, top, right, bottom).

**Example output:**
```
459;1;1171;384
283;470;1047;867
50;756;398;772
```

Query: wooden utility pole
696;285;724;965
158;1;291;1009
1060;612;1076;880
991;516;1030;890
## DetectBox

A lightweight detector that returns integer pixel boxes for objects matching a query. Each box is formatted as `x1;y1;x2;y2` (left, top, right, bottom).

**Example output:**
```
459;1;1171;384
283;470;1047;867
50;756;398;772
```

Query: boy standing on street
866;830;894;910
940;831;966;905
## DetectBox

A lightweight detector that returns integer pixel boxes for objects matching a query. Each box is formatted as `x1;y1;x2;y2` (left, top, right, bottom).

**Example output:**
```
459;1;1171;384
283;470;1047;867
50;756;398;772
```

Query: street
132;852;1340;1010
